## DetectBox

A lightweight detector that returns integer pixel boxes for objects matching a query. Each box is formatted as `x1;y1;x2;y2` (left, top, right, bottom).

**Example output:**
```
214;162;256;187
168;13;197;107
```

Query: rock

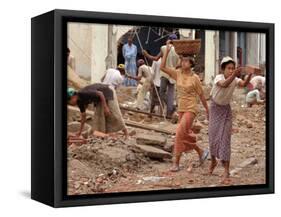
128;130;137;136
197;116;205;122
99;147;131;163
202;120;209;125
142;176;166;182
196;135;203;141
125;153;137;161
230;158;258;176
163;143;174;153
136;134;167;147
238;157;258;168
171;113;179;124
135;144;172;159
246;121;254;128
68;121;92;138
192;121;204;134
230;167;243;176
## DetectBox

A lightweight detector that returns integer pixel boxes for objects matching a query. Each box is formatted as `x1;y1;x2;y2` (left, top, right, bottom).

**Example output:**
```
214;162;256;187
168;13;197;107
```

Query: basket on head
172;39;201;56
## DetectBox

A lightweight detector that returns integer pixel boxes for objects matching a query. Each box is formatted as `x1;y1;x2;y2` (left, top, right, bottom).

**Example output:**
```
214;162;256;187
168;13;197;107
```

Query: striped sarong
208;99;232;161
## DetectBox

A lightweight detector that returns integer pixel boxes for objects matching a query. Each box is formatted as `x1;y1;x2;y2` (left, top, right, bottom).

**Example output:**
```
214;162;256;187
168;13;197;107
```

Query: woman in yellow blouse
160;40;209;172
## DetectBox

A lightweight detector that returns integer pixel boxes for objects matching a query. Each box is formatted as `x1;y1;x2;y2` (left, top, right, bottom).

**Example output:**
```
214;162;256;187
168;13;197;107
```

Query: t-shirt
210;74;242;105
176;70;203;114
102;68;124;89
246;89;261;103
160;45;179;84
151;59;161;87
77;83;113;113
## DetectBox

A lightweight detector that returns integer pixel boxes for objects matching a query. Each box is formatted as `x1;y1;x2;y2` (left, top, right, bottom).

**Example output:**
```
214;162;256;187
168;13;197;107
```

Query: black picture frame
31;9;274;207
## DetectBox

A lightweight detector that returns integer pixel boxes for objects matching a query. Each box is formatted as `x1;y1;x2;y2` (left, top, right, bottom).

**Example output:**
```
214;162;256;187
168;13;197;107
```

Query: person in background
122;35;137;86
250;75;265;90
246;80;265;107
208;56;255;184
126;59;152;110
160;40;209;172
67;83;128;139
150;58;162;116
101;64;126;89
67;48;76;71
143;33;180;118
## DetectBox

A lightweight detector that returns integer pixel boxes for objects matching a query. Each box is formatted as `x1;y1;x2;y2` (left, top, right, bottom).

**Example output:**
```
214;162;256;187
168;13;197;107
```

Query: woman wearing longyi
160;40;209;172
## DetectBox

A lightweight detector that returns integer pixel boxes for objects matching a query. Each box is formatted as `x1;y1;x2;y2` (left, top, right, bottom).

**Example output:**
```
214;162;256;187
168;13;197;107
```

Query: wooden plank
125;120;175;135
120;105;171;119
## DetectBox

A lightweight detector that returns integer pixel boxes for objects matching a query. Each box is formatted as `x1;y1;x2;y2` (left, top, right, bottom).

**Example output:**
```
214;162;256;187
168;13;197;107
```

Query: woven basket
172;39;201;55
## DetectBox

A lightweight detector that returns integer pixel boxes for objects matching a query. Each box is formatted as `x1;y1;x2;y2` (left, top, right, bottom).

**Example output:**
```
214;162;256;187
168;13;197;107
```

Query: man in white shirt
143;33;179;118
150;59;162;114
126;59;153;109
101;64;125;89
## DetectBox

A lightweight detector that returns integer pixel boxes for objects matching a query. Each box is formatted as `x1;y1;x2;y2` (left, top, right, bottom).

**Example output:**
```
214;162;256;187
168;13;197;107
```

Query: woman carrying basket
160;40;209;172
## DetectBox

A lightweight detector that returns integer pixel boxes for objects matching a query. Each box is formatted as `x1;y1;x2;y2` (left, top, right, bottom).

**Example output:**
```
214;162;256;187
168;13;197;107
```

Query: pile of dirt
67;136;154;195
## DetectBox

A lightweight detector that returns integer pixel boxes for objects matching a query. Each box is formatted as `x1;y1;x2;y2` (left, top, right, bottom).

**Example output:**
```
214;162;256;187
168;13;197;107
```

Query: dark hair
221;60;235;70
181;55;195;68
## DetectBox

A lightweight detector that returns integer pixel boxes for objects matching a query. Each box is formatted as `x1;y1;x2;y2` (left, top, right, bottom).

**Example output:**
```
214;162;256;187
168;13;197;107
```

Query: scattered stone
136;134;167;147
142;176;166;182
135;144;172;159
192;121;204;134
230;158;258;176
246;120;254;128
163;143;174;153
129;130;137;136
238;157;258;168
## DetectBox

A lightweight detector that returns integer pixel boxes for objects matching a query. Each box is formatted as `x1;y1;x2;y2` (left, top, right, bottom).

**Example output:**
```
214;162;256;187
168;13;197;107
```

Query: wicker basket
172;39;201;55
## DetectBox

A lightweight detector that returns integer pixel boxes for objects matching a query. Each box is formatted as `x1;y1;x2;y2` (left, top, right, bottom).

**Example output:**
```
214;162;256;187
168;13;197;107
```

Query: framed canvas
31;9;274;207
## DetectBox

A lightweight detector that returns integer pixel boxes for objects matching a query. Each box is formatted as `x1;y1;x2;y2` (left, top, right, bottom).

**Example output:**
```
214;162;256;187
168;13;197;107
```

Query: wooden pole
120;105;171;119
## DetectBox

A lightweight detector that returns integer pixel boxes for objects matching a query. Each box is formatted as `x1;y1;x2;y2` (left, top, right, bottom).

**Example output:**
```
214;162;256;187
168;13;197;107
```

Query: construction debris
136;134;167;147
134;144;172;159
67;86;266;194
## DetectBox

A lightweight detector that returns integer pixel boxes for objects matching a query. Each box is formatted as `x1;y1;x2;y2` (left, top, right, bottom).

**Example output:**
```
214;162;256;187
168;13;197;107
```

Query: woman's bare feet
208;160;218;175
221;172;231;184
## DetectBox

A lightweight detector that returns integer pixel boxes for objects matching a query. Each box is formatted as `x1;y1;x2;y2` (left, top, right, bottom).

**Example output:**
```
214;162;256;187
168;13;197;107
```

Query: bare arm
77;112;86;136
199;93;209;120
143;50;162;61
238;66;255;87
160;41;178;81
238;74;252;87
217;68;241;88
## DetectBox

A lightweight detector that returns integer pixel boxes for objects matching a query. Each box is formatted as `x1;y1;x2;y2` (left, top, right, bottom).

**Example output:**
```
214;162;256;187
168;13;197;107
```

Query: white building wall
246;33;260;66
204;30;219;85
91;24;109;83
67;22;92;79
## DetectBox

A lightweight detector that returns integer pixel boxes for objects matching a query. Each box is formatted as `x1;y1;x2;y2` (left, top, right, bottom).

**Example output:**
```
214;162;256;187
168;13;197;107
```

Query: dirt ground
67;86;266;195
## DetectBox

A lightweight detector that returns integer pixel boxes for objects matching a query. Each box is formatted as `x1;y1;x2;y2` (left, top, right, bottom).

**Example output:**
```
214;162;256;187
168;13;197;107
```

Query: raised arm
77;112;86;136
237;66;255;87
160;41;178;81
143;50;162;61
217;68;241;88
